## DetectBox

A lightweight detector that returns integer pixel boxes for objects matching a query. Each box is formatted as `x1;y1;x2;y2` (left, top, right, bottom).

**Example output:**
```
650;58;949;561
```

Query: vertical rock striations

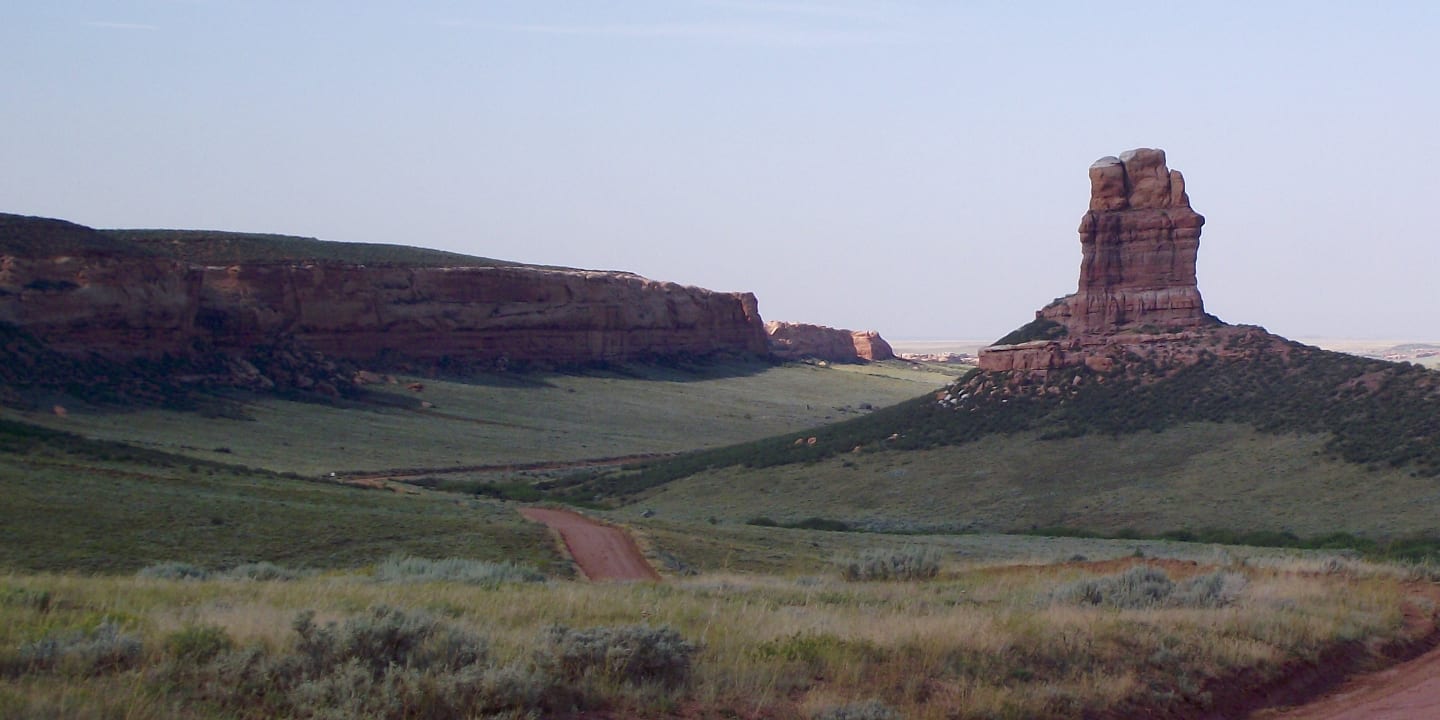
981;149;1219;372
1040;148;1208;334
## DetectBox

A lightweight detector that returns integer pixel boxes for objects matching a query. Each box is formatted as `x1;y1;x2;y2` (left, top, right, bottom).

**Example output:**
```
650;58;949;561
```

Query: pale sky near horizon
4;1;1437;341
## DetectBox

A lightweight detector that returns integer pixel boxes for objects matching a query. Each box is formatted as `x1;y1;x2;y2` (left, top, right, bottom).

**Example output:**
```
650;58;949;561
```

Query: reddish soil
519;507;660;582
1255;594;1440;720
1260;648;1440;719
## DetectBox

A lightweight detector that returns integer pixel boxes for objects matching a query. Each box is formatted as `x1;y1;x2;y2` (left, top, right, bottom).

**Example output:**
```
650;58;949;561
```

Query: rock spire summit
1042;148;1208;334
980;148;1221;372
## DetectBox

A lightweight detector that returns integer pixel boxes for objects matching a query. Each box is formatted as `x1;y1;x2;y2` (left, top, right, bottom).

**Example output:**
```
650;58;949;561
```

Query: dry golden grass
1;554;1428;719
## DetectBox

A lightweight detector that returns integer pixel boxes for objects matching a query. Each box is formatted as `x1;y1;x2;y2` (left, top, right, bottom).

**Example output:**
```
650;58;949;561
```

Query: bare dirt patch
520;507;660;582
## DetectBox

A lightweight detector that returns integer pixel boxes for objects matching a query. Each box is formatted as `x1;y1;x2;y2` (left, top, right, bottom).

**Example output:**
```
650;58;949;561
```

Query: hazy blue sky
4;1;1437;340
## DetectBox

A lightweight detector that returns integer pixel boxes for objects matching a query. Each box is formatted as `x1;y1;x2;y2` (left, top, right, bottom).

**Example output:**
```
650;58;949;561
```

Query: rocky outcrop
0;213;769;386
765;321;895;363
981;149;1219;373
850;330;895;362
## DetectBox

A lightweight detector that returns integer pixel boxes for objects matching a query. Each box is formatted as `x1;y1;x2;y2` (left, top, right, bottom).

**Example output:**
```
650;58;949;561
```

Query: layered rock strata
981;149;1218;373
765;321;895;363
0;214;769;375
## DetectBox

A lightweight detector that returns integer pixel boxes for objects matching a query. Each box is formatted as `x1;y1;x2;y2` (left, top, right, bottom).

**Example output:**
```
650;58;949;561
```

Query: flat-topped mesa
980;148;1219;373
1039;148;1208;334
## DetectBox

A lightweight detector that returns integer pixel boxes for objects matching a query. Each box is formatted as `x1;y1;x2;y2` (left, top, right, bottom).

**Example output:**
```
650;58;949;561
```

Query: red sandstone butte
980;148;1220;373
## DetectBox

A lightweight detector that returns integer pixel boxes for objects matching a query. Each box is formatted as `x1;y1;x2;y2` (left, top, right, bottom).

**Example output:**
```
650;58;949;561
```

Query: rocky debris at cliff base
765;321;896;363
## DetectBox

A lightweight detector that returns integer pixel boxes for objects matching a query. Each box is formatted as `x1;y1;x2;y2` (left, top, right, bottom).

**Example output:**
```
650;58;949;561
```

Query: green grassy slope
622;422;1440;538
0;420;560;574
1;360;955;476
570;332;1440;539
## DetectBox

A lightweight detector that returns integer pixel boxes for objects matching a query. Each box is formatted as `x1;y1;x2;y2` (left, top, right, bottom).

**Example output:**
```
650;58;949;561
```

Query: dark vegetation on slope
0;213;155;257
103;229;526;267
0;322;359;411
0;212;531;267
551;333;1440;504
993;316;1067;346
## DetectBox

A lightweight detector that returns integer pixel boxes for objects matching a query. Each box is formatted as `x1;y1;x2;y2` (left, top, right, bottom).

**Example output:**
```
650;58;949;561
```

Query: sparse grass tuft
137;562;211;581
811;699;900;720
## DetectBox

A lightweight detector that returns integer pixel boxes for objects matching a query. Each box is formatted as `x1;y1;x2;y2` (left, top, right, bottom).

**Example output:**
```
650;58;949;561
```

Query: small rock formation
981;149;1219;373
765;321;895;363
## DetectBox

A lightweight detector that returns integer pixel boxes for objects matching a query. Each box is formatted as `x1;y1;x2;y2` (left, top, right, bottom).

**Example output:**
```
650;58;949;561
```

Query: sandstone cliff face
980;149;1218;373
765;321;895;363
199;264;767;363
0;214;769;375
0;216;203;359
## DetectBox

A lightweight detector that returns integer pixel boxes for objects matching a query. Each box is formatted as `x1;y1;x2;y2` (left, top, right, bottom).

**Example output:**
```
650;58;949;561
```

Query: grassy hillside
2;360;954;477
562;331;1440;541
0;419;560;574
621;422;1440;539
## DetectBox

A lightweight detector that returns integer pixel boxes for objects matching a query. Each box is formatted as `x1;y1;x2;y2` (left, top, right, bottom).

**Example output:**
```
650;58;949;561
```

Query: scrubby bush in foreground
142;606;697;719
17;622;142;676
537;624;696;688
1049;565;1246;609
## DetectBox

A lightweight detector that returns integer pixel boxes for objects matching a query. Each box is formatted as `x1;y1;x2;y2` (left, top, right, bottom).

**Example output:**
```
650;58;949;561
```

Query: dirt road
1257;591;1440;720
519;507;661;582
1259;645;1440;720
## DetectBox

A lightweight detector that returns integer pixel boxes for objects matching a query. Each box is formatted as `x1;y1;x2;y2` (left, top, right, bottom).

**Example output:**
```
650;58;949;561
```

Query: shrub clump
18;622;143;675
161;606;697;718
137;561;211;581
840;546;942;582
222;561;307;581
374;555;546;586
537;624;696;688
179;605;521;718
1050;566;1246;609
